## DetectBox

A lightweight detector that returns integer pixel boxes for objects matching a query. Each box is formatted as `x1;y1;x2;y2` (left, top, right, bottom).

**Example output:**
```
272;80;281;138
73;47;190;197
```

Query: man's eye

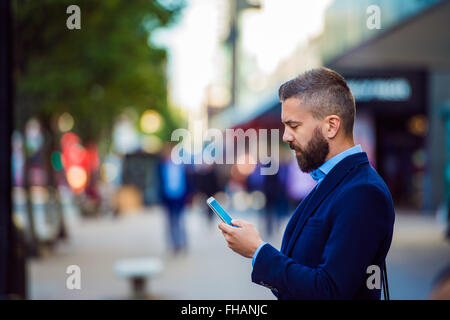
290;125;298;129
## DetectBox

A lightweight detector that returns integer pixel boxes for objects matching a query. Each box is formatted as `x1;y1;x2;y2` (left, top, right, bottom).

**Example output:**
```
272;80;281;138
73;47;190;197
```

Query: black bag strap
382;260;390;300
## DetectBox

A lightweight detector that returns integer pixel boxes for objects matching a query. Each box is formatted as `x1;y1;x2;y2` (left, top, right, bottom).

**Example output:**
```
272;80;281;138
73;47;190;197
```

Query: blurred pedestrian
158;144;188;254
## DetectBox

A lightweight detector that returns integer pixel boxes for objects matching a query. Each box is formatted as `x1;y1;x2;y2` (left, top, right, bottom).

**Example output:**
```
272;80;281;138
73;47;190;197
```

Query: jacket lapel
280;186;317;253
284;152;369;256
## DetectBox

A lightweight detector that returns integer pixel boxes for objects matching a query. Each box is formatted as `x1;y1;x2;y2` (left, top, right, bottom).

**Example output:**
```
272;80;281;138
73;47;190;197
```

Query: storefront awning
328;0;450;70
210;91;280;130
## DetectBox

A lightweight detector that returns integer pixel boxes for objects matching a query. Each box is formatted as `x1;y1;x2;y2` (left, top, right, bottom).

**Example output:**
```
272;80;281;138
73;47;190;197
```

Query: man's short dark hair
278;67;356;137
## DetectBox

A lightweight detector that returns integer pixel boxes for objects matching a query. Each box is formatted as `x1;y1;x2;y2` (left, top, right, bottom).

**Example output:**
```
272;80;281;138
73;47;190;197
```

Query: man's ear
325;115;340;139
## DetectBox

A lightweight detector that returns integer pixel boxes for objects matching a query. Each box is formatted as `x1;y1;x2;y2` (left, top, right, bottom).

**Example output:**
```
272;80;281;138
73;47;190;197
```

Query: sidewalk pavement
28;206;450;299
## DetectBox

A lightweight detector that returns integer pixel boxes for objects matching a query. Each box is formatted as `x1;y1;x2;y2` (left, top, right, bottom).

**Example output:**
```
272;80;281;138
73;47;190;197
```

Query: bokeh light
232;191;251;211
64;144;88;168
249;190;266;210
408;115;428;136
60;132;81;151
140;110;163;134
25;118;43;153
58;112;74;132
66;165;88;193
141;134;163;154
51;151;64;171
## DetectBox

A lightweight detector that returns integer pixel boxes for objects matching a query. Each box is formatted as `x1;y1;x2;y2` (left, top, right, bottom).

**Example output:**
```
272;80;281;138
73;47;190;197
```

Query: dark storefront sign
337;69;427;115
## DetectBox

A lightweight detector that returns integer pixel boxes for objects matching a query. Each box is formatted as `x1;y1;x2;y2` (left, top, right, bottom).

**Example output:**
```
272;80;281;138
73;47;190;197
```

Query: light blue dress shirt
252;144;363;267
309;144;363;186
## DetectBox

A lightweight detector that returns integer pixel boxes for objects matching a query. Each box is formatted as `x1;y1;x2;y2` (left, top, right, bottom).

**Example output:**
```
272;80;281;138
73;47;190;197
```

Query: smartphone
207;196;234;226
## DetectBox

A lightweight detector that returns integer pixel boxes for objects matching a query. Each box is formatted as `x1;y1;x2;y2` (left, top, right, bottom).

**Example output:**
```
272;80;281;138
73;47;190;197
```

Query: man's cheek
291;139;301;150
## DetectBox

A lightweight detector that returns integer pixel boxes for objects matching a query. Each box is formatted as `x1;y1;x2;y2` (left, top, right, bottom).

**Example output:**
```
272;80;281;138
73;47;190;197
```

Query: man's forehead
281;97;311;122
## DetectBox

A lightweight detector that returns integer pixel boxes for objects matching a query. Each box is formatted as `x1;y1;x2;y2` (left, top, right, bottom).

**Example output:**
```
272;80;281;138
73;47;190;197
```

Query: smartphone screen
207;196;233;225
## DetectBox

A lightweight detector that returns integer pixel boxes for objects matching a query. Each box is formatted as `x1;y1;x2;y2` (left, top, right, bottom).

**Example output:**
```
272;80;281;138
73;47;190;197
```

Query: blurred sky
153;0;332;111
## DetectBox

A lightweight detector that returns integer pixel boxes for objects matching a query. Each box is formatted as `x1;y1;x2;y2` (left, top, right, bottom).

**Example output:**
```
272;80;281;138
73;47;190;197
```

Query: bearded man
218;67;395;300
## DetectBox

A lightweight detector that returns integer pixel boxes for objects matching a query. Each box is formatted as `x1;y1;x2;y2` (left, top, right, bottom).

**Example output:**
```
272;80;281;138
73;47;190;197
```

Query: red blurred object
60;133;100;195
60;132;90;193
62;144;89;193
85;143;99;172
60;132;81;151
62;144;88;169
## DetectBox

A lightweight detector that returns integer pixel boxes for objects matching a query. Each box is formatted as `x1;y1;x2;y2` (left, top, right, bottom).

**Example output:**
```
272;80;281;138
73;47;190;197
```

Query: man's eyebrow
282;120;302;125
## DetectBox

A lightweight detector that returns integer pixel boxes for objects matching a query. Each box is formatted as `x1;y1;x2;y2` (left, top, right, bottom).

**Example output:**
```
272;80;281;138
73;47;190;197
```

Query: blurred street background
2;0;450;299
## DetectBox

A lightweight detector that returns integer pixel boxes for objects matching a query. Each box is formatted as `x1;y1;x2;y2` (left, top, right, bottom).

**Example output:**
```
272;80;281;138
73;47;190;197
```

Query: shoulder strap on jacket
382;260;390;300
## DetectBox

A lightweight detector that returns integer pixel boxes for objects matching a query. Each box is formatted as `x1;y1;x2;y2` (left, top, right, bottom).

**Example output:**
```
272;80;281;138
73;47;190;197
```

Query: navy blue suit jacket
252;152;395;299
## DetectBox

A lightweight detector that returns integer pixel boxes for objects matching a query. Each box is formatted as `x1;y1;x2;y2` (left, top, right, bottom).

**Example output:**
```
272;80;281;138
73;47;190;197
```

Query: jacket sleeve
251;185;393;299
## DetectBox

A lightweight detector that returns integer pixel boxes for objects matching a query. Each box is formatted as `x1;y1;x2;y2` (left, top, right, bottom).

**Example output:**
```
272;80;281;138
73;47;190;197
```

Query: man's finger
218;222;229;233
231;219;245;227
219;222;235;233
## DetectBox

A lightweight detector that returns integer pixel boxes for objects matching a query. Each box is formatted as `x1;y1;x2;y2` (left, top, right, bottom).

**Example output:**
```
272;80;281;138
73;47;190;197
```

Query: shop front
339;69;427;209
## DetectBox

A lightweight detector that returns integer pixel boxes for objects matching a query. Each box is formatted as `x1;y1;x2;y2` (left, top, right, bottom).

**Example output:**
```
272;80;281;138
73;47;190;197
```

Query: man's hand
218;219;263;258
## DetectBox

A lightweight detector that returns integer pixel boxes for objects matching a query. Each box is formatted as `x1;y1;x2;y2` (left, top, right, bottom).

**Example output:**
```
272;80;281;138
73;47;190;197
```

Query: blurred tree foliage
13;0;185;145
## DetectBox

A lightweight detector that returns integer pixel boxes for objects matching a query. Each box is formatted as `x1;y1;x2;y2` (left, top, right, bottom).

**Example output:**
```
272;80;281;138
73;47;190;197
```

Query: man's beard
290;127;330;173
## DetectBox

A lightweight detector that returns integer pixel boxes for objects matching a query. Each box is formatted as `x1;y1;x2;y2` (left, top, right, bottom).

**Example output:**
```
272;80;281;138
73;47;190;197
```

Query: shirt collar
310;144;363;183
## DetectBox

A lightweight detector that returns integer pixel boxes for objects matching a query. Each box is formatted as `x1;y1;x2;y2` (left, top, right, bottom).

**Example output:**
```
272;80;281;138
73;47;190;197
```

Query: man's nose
283;130;294;143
